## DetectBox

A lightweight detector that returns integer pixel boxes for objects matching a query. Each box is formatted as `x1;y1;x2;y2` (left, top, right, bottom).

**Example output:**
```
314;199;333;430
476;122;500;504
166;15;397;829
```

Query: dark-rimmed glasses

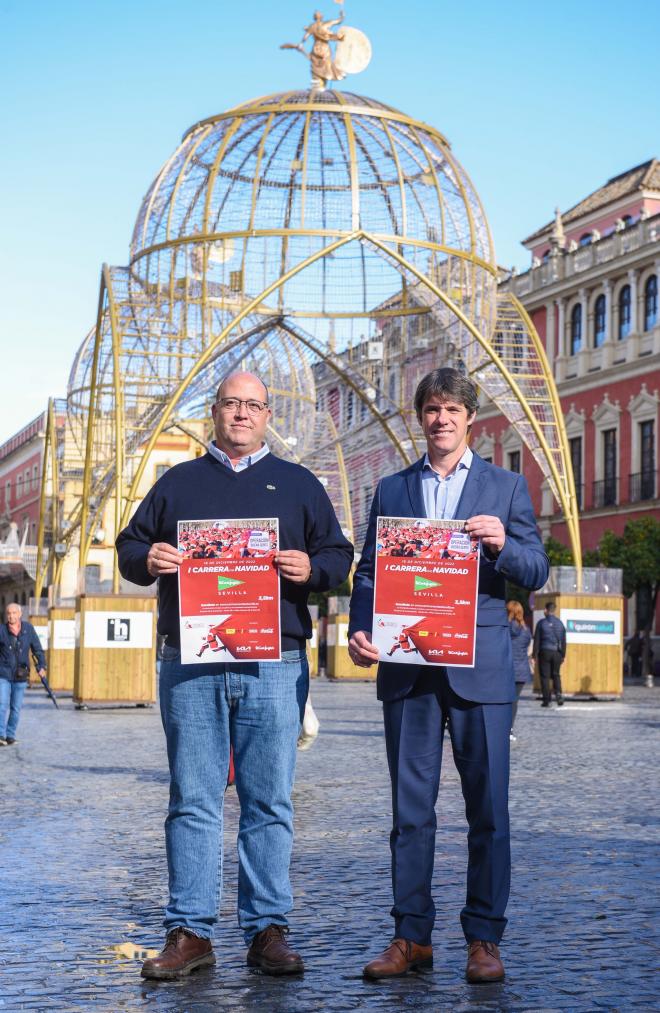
215;397;269;415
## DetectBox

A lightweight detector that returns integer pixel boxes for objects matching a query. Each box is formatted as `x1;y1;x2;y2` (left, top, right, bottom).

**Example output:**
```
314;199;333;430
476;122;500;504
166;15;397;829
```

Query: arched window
644;275;658;331
622;214;634;227
594;294;606;347
579;233;592;247
570;304;582;355
618;284;631;339
542;249;550;263
346;390;354;425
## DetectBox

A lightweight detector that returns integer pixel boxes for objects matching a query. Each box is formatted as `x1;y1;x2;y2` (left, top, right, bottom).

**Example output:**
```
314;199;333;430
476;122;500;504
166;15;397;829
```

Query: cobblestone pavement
1;678;658;1011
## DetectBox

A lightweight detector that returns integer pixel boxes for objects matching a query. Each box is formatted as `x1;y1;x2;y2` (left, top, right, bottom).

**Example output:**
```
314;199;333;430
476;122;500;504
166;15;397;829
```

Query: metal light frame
41;89;580;597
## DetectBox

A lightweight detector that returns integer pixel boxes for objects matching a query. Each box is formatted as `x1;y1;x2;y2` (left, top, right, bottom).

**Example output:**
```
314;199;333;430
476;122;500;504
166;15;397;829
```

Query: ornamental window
618;285;631;339
594;294;606;347
570;304;582;355
644;275;657;331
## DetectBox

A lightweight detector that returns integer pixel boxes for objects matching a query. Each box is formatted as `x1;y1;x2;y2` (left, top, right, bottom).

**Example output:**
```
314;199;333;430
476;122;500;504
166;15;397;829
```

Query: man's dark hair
414;368;479;421
545;602;556;613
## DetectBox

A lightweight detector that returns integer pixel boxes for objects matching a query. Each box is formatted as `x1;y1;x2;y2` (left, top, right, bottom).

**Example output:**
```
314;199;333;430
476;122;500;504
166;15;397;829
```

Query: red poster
372;516;480;667
177;518;280;664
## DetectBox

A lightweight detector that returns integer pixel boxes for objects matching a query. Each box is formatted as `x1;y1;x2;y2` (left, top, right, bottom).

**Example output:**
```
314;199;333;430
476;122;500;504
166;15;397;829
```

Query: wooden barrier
74;594;157;706
326;613;375;680
307;625;319;677
27;615;49;686
48;606;76;692
307;606;319;677
533;592;624;698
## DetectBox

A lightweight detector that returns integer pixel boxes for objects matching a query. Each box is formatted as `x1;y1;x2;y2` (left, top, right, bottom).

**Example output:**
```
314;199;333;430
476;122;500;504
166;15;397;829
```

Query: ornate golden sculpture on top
281;4;372;90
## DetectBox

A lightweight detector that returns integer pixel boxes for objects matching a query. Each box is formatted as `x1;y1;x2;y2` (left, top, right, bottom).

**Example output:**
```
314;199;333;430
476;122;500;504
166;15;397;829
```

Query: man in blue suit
348;368;549;984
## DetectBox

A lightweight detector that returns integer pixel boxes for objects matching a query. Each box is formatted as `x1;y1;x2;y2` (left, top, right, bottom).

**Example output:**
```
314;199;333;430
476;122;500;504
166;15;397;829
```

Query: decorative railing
592;476;618;508
629;470;657;503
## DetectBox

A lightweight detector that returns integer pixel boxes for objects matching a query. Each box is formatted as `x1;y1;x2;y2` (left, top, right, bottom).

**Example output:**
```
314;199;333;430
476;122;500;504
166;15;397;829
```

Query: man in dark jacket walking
533;602;566;707
0;603;47;745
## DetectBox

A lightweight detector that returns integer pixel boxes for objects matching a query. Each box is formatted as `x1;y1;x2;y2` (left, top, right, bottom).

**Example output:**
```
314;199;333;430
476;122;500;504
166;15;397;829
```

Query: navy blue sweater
116;452;353;649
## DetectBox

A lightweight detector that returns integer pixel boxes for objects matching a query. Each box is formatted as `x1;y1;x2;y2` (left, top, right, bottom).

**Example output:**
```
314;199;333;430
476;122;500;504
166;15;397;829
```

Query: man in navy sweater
116;372;353;980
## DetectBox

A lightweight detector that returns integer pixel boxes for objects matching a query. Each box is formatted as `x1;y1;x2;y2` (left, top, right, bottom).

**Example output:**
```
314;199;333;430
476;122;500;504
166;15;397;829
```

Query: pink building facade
0;413;46;609
472;160;660;635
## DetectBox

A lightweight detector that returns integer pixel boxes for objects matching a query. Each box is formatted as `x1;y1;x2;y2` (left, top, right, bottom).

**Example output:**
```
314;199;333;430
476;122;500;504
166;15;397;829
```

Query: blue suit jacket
349;453;549;704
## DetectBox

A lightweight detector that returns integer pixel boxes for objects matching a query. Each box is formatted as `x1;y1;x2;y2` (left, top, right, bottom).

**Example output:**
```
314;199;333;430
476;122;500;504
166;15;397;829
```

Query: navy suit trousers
383;668;512;945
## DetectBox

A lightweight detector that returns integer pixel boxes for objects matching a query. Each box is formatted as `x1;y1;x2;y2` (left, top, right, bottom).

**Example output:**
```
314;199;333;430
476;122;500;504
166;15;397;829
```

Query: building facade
472;160;660;633
0;413;47;609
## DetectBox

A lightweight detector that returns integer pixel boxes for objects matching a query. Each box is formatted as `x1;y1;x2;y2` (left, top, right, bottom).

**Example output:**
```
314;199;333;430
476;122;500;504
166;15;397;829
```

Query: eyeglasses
215;397;269;415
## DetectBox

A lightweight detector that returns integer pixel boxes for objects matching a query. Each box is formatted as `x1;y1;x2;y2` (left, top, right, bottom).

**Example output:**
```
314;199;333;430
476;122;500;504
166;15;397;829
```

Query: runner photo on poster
177;518;280;664
372;516;480;667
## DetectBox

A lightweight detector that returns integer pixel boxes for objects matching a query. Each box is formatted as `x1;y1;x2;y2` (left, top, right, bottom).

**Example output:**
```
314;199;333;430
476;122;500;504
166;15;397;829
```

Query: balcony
629;470;657;503
503;213;660;299
592;477;618;508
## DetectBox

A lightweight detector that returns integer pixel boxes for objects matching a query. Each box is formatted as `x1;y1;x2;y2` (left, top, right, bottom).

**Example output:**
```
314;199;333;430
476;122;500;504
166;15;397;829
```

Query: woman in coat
507;600;533;739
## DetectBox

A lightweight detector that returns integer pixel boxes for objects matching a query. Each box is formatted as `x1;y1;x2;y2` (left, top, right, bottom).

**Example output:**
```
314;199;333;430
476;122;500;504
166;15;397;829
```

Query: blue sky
1;0;658;443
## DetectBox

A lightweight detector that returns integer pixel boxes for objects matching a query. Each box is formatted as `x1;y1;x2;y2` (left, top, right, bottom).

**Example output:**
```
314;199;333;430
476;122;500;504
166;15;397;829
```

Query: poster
372;516;480;666
177;518;280;664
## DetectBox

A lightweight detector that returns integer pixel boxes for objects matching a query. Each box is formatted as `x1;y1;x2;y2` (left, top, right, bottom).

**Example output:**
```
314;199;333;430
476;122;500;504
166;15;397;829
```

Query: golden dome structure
36;88;580;597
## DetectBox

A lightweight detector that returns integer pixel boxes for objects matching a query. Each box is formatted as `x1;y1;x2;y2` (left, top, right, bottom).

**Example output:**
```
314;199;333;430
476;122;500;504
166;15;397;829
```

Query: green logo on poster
217;575;243;590
414;576;440;591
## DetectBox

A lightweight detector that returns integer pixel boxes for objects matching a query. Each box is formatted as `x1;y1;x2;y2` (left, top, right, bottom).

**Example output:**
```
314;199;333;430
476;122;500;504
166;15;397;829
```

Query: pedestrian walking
507;600;533;739
533;602;566;707
0;603;47;745
624;631;643;678
348;367;549;984
116;371;353;981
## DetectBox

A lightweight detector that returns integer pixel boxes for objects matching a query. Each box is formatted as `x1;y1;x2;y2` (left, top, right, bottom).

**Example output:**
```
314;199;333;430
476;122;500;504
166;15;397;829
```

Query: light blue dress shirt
208;441;270;472
421;446;473;520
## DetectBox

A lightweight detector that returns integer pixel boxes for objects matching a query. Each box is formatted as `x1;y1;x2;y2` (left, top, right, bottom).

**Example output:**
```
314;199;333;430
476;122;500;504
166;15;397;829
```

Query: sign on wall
560;608;621;646
52;619;76;650
83;611;154;649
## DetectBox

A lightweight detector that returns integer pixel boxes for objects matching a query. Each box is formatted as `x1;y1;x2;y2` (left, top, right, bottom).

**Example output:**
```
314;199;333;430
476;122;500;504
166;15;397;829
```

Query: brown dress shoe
247;924;304;975
465;940;505;983
140;927;215;980
363;938;433;979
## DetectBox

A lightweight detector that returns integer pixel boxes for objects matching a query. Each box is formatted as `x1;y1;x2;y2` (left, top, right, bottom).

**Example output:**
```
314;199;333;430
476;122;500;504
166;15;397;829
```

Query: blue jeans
0;678;27;739
159;646;308;943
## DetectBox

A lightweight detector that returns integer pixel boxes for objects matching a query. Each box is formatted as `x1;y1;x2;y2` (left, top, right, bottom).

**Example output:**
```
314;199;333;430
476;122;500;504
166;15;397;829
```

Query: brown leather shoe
140;927;215;980
363;938;433;979
465;940;505;983
246;924;304;975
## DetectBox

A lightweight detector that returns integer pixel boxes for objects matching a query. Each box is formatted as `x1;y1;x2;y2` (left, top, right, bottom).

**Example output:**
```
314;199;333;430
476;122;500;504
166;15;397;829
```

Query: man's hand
147;542;183;577
348;630;380;668
37;669;46;678
465;515;506;555
275;550;312;584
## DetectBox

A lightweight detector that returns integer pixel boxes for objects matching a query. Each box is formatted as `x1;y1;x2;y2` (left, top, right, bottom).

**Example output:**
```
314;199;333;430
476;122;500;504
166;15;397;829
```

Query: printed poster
178;518;280;664
373;516;480;667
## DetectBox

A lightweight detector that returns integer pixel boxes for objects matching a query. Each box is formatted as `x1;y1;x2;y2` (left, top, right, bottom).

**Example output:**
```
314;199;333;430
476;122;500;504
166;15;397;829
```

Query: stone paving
1;677;658;1011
